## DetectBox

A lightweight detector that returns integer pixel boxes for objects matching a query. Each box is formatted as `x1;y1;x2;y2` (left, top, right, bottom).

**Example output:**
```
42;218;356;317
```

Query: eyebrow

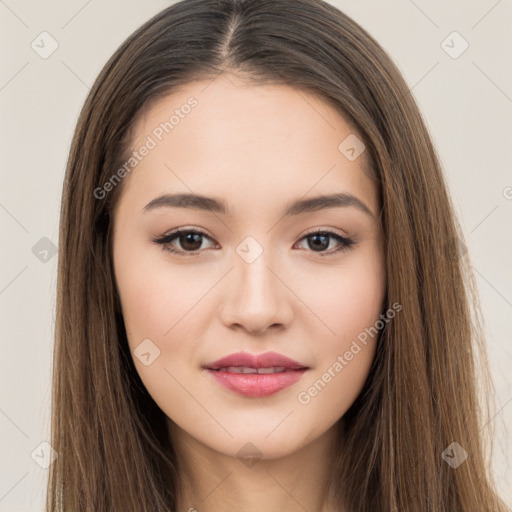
143;192;374;218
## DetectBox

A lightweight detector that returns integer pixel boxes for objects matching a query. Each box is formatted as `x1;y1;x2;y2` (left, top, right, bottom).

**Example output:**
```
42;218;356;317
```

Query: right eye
152;228;219;256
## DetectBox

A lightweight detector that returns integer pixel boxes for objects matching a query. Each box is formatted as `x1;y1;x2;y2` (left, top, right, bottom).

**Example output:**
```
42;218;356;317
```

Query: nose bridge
235;244;279;310
220;237;292;333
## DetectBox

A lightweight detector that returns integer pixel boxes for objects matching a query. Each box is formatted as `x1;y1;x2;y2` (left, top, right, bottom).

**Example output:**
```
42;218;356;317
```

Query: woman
47;0;509;510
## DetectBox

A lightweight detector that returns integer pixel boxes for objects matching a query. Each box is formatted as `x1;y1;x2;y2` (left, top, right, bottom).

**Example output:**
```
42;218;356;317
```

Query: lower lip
207;369;307;398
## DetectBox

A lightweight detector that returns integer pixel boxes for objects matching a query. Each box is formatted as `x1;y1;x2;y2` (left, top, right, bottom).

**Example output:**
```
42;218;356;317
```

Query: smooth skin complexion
112;74;386;512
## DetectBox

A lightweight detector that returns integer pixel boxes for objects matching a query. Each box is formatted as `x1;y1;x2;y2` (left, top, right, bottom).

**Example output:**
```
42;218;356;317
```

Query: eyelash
152;228;355;258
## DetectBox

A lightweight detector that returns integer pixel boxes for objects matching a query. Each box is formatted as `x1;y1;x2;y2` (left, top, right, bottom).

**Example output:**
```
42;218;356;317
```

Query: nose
219;250;294;335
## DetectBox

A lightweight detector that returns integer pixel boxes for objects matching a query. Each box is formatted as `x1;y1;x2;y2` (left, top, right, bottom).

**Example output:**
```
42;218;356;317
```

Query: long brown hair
47;0;509;510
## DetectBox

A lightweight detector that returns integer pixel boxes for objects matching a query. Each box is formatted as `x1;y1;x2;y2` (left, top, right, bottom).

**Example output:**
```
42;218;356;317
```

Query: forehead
116;74;378;219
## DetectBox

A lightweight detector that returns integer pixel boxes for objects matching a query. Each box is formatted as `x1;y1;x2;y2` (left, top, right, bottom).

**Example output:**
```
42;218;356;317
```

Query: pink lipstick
204;351;308;398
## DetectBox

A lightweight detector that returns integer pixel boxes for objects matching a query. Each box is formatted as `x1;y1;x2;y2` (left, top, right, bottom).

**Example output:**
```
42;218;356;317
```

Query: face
112;74;386;461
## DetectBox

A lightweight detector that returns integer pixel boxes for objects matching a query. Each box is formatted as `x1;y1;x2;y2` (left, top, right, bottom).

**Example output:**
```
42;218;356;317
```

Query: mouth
204;351;309;398
209;366;299;374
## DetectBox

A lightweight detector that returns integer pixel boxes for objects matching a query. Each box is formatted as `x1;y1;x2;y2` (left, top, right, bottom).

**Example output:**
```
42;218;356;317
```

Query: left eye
295;230;355;255
153;229;355;257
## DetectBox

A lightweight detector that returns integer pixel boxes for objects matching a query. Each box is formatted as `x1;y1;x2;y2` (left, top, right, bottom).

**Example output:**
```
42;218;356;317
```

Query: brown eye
307;233;331;251
153;229;217;256
295;230;355;257
177;232;203;251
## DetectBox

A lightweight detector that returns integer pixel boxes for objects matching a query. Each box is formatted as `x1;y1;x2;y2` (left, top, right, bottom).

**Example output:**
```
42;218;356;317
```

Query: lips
204;351;308;398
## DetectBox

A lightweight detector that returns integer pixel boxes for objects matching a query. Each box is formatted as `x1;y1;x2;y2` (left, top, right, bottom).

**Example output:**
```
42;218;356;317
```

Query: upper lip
205;351;308;370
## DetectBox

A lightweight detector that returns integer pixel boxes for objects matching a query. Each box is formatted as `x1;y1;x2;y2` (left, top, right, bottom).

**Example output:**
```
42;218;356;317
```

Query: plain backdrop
1;0;511;509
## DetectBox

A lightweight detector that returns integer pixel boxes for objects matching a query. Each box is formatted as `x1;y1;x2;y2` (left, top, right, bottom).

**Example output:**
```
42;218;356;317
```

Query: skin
112;73;386;512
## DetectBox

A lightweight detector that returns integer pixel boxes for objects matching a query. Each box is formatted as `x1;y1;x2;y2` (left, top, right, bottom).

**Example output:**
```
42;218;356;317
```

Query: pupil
309;234;328;251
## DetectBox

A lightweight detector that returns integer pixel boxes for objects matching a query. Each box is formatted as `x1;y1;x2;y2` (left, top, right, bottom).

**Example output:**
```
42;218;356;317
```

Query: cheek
114;243;211;342
296;346;375;440
113;250;210;412
292;249;385;420
293;288;381;436
298;254;385;353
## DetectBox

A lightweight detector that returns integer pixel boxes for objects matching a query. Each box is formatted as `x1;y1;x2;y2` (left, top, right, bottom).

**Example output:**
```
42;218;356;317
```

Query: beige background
0;0;511;509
